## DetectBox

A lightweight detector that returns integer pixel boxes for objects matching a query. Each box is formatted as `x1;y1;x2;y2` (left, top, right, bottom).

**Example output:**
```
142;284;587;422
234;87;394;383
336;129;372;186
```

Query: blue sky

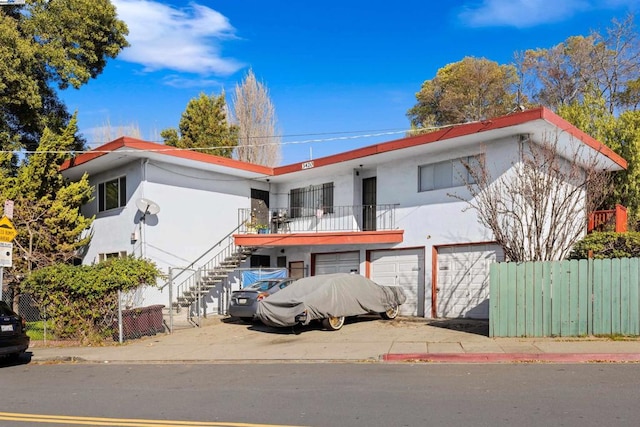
60;0;639;165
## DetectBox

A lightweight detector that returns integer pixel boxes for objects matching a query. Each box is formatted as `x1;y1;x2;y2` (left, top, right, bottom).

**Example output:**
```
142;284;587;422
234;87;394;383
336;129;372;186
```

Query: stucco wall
81;133;584;315
82;158;258;307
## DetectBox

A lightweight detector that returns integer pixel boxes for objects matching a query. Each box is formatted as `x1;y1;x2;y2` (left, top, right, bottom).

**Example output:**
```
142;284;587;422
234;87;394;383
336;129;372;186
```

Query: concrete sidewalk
28;316;640;364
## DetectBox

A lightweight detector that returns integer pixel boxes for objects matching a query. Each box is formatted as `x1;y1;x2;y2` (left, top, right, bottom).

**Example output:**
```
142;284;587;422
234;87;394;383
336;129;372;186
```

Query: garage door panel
314;252;359;275
373;263;397;274
437;244;504;319
370;248;425;317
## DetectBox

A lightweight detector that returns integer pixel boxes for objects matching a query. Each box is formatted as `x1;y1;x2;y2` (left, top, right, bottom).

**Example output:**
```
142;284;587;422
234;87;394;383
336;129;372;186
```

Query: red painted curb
382;353;640;363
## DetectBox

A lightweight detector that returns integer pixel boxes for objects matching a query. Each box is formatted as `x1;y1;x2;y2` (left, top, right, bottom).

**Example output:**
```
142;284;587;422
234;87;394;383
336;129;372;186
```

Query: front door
289;261;305;279
251;188;269;227
362;177;376;231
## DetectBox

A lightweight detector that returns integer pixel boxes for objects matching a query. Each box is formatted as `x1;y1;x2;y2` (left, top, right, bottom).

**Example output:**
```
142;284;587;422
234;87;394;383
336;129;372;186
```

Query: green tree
613;111;640;227
407;57;519;129
569;232;640;259
0;116;94;298
161;92;238;157
557;91;617;150
619;77;640;110
0;0;129;156
558;94;640;227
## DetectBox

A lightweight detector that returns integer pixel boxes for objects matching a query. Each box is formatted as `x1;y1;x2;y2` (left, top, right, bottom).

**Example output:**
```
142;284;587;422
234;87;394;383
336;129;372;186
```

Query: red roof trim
60;107;626;176
233;230;404;246
273;107;627;175
539;108;627;169
60;136;274;175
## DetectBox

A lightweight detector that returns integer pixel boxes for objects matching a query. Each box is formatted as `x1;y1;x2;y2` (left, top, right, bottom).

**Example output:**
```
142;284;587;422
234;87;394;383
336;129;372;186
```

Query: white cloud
458;0;636;28
161;75;222;88
112;0;243;75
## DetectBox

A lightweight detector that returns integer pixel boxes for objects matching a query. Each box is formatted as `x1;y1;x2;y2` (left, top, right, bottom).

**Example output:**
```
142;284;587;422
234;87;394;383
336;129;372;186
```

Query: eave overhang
233;230;404;247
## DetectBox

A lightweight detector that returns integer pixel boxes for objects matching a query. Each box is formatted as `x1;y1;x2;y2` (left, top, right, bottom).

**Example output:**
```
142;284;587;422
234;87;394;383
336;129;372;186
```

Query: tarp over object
256;273;406;327
241;269;287;287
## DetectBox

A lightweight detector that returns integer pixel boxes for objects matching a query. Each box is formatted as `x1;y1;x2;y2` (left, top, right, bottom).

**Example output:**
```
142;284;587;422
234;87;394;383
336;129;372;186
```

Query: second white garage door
369;248;425;317
313;251;360;275
436;244;504;319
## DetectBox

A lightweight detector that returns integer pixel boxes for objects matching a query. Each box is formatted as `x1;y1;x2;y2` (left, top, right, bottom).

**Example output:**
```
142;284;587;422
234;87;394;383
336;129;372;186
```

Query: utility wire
1;122;465;156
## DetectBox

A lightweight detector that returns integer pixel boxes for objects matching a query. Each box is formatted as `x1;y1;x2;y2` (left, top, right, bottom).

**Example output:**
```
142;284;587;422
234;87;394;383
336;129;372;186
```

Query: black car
0;301;30;360
228;278;296;322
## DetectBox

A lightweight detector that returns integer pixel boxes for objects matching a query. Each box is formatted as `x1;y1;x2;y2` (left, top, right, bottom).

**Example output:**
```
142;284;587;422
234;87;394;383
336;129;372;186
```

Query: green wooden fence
489;258;640;337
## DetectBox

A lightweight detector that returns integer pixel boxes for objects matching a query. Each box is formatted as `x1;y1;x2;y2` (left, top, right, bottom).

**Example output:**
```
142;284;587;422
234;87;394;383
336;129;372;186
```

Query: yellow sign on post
0;216;17;242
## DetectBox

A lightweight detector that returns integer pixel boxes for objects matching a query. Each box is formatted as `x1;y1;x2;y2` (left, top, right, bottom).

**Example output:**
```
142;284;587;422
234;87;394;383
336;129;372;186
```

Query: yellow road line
0;412;307;427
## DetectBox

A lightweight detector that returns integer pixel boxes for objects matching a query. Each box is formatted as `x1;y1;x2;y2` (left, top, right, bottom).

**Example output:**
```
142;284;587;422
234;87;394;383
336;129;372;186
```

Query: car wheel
322;316;345;331
381;304;399;320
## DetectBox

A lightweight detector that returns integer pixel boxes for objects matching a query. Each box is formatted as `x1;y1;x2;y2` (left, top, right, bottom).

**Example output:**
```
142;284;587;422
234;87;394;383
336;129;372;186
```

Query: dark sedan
228;278;296;322
0;301;30;360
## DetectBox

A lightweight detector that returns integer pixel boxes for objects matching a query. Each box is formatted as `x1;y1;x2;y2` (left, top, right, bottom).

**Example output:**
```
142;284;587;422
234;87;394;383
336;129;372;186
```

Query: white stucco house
60;107;626;320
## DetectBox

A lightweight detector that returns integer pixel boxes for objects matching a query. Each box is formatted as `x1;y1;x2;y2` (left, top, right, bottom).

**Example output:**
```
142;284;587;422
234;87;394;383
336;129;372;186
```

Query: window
98;176;127;212
289;182;334;218
98;251;128;262
250;255;271;268
419;156;482;192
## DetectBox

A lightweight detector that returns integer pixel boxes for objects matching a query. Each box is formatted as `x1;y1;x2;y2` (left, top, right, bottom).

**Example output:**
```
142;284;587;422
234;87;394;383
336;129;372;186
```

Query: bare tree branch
450;135;611;261
231;69;281;166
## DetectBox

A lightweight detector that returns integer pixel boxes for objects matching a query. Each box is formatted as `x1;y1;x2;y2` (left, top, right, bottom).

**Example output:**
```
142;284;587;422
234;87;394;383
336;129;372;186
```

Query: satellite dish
136;198;160;216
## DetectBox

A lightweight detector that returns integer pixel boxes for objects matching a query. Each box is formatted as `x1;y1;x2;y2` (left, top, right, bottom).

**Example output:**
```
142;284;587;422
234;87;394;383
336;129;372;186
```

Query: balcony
588;204;627;233
234;204;404;246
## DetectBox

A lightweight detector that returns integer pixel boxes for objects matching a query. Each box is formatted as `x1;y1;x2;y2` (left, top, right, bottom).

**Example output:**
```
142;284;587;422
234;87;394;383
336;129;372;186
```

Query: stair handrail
159;223;244;290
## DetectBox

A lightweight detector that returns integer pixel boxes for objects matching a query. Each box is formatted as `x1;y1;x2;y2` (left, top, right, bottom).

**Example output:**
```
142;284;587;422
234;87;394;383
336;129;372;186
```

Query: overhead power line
2;122;462;156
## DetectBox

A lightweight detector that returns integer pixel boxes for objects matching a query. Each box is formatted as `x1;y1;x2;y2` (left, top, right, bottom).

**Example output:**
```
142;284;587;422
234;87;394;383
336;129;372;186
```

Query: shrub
569;232;640;259
21;256;163;344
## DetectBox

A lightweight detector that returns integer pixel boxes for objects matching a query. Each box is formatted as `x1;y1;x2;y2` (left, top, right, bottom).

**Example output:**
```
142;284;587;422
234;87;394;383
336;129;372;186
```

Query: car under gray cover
256;273;406;329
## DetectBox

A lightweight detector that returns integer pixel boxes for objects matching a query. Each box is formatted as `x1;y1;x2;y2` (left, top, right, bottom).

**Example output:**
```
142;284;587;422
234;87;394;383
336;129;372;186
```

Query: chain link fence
2;266;297;346
2;287;52;346
1;284;168;346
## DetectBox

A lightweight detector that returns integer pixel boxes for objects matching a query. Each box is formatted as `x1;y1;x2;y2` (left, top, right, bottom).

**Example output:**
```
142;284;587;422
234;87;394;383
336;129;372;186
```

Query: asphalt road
2;362;639;427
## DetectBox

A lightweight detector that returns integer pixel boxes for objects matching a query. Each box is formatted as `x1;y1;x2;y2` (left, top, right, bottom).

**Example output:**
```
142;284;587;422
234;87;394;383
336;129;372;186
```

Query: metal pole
168;268;173;334
117;289;123;344
139;220;144;258
196;269;201;327
0;266;3;303
43;306;47;345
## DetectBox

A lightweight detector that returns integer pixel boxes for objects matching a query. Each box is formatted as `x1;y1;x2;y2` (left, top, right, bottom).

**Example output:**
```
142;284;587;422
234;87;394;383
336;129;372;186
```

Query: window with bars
289;182;334;218
98;176;127;212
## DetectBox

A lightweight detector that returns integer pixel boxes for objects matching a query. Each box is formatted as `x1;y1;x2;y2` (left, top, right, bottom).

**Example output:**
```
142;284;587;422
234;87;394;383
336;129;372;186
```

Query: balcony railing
588;204;627;233
237;204;398;234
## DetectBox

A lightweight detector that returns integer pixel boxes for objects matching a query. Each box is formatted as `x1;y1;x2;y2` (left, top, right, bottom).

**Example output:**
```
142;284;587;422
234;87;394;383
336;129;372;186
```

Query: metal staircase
162;225;255;327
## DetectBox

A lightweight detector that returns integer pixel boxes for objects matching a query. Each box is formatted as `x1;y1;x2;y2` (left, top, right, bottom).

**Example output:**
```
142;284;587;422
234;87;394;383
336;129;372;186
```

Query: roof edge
539;108;627;169
60;108;627;177
273;107;627;175
60;137;275;175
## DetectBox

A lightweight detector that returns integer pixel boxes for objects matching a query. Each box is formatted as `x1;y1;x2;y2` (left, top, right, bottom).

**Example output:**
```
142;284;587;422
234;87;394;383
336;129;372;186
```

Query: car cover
256;273;406;327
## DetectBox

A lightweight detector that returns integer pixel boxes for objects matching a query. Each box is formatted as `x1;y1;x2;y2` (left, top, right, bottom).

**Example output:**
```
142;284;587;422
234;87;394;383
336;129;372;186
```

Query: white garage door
370;248;425;317
314;251;360;275
436;244;504;319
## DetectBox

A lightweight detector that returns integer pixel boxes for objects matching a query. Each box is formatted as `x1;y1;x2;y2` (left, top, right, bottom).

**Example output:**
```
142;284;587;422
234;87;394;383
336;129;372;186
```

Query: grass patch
594;333;636;341
25;320;55;341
